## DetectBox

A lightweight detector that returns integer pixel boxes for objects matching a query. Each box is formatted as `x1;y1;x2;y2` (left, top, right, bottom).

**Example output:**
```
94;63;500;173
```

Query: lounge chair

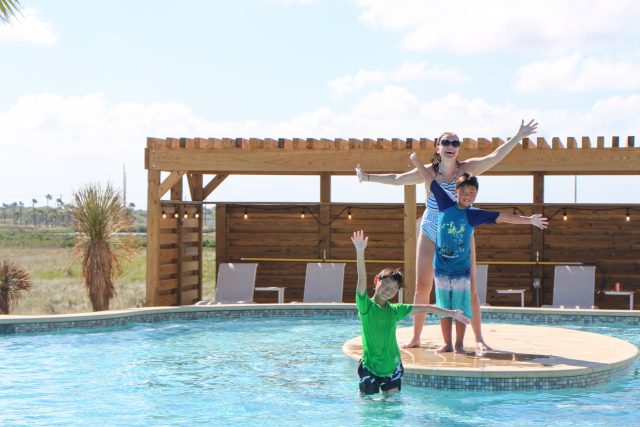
547;265;596;309
303;262;346;303
475;264;489;305
196;262;258;305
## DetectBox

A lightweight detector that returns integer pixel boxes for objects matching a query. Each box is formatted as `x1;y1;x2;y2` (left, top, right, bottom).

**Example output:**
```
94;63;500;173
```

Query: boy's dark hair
377;268;403;288
455;173;479;190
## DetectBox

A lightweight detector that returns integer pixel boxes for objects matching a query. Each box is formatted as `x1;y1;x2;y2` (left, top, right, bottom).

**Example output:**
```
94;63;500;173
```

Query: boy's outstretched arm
410;305;470;325
496;213;548;229
351;230;369;296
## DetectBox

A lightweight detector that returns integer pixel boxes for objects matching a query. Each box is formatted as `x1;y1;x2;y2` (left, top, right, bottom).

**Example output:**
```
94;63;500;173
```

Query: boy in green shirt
352;230;469;395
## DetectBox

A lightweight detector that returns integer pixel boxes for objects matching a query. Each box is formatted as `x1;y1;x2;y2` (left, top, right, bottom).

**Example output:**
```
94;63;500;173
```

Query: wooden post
146;170;161;306
215;204;227;274
403;185;417;303
319;173;331;260
532;172;544;306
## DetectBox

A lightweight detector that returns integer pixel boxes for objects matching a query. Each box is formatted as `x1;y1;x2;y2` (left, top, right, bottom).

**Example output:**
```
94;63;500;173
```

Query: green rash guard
356;291;413;377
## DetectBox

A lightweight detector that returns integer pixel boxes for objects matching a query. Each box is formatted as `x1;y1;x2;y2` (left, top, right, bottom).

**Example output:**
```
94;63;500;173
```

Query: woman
355;119;537;354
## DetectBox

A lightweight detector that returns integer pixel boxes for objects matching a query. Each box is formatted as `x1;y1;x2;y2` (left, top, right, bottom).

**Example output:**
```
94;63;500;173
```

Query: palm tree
0;260;32;314
71;183;137;311
0;0;20;23
31;198;37;226
45;193;52;227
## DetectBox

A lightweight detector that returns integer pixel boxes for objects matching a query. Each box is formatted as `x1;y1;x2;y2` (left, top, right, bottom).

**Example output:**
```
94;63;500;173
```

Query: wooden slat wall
542;205;640;309
156;203;203;306
216;203;639;309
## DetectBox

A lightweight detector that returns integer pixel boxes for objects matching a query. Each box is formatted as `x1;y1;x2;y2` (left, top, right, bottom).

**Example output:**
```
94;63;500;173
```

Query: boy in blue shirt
409;153;548;353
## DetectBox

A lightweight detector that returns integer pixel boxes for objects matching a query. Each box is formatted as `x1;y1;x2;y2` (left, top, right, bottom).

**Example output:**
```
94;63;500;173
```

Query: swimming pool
1;312;638;426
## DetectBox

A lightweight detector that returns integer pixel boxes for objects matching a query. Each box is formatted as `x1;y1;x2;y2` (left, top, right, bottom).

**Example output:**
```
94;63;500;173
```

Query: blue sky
1;0;639;209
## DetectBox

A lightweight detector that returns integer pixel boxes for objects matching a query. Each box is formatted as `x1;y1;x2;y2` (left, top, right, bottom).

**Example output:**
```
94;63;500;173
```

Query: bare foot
401;337;422;348
435;344;453;353
454;344;466;354
475;341;492;357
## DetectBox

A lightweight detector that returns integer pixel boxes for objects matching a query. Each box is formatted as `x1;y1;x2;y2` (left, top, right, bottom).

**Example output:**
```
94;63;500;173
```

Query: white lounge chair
303;263;346;303
475;264;489;305
548;265;596;309
196;262;258;305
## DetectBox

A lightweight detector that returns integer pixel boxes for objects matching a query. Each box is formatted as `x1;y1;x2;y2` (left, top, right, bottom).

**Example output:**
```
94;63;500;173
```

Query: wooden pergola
145;136;640;307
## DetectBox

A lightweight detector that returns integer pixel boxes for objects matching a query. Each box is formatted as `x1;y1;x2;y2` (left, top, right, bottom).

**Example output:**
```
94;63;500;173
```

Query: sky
1;0;640;209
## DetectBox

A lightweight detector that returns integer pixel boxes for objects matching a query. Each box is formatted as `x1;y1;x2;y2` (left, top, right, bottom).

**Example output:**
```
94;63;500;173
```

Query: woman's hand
515;119;538;139
355;164;367;183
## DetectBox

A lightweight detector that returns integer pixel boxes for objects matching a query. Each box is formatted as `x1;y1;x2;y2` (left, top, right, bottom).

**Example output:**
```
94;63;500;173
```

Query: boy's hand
516;119;538;139
529;214;548;230
409;152;420;165
452;310;470;325
351;230;368;252
355;164;366;183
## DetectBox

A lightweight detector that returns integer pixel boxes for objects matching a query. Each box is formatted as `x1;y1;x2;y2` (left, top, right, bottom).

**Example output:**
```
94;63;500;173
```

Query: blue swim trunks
434;272;473;319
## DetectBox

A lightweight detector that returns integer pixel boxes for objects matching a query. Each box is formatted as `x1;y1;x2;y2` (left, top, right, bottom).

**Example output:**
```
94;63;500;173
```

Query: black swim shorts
358;360;404;395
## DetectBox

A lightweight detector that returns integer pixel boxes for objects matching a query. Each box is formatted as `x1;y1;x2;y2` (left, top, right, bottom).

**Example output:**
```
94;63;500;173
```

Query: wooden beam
532;172;545;305
146;169;161;306
202;174;229;199
187;173;203;201
158;171;185;199
319;173;331;259
147;147;640;175
403;185;417;304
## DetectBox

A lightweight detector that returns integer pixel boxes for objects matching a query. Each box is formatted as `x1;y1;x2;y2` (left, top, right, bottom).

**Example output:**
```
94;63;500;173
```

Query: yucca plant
0;260;32;314
71;183;137;311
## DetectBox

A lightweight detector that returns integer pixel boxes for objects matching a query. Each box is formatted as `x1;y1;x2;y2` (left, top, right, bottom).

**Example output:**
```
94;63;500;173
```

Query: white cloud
516;52;640;93
356;0;640;53
0;7;59;46
328;62;467;97
1;90;639;208
391;62;468;83
327;69;386;98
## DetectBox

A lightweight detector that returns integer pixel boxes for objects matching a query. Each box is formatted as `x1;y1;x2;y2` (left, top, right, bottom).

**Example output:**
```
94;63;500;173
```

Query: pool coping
2;304;640;331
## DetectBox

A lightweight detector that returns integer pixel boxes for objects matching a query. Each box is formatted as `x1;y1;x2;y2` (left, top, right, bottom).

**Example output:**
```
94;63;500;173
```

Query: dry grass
0;247;216;315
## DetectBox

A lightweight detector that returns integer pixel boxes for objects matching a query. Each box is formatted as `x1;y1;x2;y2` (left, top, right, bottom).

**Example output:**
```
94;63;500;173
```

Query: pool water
0;316;638;426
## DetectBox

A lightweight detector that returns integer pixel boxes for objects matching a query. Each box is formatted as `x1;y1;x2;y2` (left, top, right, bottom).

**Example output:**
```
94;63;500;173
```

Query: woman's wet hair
377;268;403;288
455;173;479;190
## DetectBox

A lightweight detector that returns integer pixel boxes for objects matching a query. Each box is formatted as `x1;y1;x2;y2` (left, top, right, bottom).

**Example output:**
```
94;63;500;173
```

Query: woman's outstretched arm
463;119;538;176
355;163;426;185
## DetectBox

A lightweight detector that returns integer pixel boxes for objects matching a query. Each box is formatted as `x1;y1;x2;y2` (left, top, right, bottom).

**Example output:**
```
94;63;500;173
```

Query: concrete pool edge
1;304;639;334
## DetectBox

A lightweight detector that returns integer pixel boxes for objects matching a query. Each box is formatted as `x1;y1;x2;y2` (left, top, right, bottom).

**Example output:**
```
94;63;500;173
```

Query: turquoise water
0;316;638;426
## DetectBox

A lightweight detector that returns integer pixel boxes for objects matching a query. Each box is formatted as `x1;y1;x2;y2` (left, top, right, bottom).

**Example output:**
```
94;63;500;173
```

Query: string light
301;208;305;219
174;212;179;219
243;207;248;220
194;212;200;219
348;207;352;220
626;208;630;222
183;212;188;219
563;209;567;221
162;211;167;219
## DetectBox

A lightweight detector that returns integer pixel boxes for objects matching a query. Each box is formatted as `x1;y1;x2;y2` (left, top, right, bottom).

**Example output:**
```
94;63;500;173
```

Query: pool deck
343;324;639;390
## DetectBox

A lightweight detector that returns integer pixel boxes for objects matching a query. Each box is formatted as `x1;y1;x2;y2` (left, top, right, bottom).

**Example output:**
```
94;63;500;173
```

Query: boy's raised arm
351;230;369;296
409;153;436;187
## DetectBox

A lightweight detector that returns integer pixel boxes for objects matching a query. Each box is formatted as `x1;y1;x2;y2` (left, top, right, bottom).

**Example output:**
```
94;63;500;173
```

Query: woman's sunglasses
439;139;461;148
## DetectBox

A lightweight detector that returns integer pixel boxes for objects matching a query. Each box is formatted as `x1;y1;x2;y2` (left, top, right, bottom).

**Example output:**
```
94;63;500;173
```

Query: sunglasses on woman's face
439;139;461;148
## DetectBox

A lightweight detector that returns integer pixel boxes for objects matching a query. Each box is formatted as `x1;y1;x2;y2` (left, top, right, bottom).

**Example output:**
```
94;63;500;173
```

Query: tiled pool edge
402;362;635;391
1;305;639;335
